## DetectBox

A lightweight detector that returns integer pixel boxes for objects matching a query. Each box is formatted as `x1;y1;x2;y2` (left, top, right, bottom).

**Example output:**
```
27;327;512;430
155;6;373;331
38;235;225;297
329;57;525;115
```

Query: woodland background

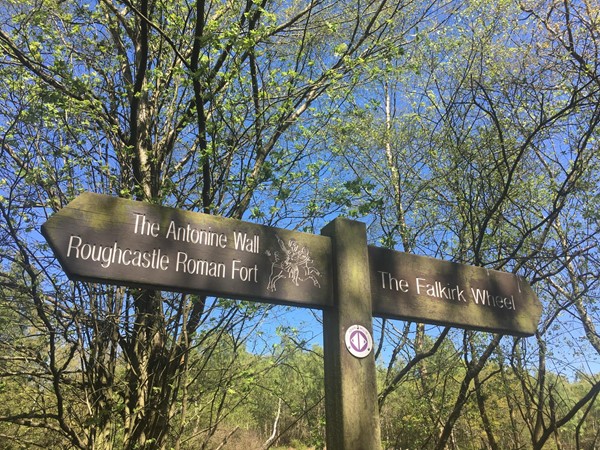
1;0;599;448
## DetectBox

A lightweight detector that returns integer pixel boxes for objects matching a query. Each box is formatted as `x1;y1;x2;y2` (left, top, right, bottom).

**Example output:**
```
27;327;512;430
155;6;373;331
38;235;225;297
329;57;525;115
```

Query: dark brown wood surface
322;218;382;450
369;246;541;336
41;192;333;308
42;192;541;336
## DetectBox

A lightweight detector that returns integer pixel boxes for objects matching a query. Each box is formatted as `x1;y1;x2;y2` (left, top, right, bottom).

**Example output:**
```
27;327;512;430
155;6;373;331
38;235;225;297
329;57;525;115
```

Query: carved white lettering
166;220;227;247
232;259;258;282
66;235;169;270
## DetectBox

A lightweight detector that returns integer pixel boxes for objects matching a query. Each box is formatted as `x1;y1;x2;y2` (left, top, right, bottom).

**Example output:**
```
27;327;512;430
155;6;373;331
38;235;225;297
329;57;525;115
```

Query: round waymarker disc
344;325;373;358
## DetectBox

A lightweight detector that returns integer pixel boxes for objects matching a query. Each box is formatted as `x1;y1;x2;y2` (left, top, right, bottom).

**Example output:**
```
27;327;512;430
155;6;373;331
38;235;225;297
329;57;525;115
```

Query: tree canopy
1;0;599;448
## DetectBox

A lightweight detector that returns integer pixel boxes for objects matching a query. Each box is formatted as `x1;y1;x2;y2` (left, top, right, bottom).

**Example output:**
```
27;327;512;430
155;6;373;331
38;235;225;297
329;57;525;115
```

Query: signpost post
322;218;381;450
42;192;543;449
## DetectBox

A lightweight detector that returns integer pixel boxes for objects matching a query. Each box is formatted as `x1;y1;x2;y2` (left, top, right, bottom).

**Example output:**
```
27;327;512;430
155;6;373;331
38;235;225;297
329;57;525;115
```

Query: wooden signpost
42;192;543;450
369;246;541;336
41;192;332;309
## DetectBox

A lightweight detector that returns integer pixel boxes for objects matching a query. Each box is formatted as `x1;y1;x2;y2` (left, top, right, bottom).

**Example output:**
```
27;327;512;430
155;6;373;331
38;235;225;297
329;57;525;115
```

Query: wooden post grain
322;218;382;450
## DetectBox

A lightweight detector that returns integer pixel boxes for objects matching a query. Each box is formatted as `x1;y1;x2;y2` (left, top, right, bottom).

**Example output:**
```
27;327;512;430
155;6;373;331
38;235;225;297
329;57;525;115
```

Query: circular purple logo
344;325;373;358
